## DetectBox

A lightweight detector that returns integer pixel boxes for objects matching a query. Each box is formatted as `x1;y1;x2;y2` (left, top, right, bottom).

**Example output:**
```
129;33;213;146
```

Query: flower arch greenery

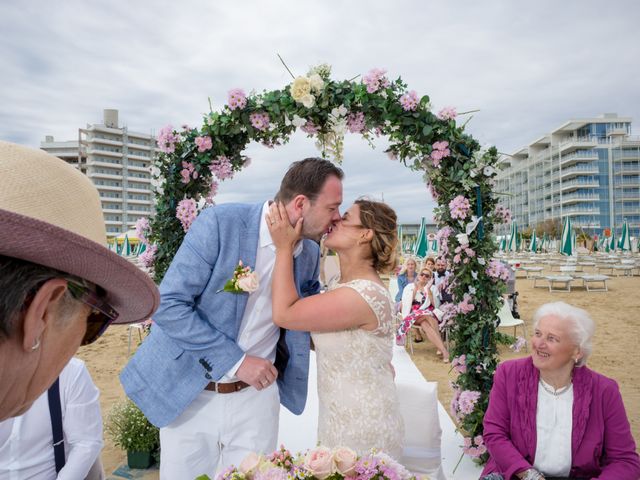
137;63;514;463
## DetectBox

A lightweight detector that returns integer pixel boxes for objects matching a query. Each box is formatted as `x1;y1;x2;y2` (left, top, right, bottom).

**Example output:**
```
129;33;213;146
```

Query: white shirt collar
259;201;304;257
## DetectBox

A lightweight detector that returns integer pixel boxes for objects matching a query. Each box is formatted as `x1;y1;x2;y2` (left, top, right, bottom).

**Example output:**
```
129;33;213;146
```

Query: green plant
106;399;160;453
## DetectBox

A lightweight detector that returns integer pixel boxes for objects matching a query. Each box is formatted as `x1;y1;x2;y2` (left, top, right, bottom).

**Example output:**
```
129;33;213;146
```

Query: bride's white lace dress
312;278;404;459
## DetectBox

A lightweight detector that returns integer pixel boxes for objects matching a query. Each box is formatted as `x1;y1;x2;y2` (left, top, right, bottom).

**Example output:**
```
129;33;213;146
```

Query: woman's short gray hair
532;301;595;367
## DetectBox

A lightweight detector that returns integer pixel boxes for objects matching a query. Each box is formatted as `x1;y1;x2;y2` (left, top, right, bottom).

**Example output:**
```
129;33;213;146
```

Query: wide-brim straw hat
0;140;159;324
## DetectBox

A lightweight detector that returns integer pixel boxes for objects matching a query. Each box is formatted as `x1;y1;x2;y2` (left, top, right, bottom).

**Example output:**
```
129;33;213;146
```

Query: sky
2;0;639;224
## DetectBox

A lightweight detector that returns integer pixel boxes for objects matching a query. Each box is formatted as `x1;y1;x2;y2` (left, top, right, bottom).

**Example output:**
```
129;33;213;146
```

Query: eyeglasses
66;280;119;345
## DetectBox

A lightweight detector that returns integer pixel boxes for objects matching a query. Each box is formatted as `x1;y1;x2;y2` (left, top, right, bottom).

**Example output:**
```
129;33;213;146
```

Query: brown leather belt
204;381;250;394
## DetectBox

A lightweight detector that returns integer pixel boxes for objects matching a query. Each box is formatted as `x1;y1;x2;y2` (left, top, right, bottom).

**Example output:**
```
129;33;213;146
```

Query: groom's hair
274;158;344;203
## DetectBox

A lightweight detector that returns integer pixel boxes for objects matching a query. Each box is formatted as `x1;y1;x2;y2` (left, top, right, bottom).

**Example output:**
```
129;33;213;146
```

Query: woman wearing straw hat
0;141;159;422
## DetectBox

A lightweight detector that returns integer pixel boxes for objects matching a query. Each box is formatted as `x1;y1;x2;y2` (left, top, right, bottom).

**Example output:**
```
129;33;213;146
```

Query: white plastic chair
497;301;528;350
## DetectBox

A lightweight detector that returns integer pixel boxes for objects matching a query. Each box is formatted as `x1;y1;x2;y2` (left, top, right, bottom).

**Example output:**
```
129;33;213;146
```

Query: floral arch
137;64;512;462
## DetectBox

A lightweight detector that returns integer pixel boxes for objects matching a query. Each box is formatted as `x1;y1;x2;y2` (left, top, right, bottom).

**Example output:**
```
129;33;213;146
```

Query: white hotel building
495;114;640;239
41;109;156;238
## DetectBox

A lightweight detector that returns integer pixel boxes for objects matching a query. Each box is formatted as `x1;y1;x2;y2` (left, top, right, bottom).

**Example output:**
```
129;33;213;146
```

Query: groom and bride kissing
121;157;405;478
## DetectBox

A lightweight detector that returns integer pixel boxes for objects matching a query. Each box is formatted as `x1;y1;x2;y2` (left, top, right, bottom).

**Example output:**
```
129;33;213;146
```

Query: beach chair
497;301;528;350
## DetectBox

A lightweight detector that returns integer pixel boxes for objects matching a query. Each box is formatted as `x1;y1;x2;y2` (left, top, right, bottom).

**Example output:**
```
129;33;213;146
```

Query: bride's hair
355;198;398;274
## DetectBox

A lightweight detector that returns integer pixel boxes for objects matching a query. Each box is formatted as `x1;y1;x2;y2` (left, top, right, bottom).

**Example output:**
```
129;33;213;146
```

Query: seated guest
397;268;449;361
432;257;452;306
395;256;418;307
0;358;104;479
481;301;640;480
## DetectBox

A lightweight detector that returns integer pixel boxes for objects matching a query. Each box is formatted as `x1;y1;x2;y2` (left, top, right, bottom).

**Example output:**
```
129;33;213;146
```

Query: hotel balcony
86;147;122;158
560;178;600;192
89;172;122;181
127;164;151;173
86;137;123;147
557;137;598;154
94;184;123;192
559;165;599;180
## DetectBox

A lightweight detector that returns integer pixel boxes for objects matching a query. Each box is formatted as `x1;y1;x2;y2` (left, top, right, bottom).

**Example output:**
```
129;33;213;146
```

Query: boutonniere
220;260;259;294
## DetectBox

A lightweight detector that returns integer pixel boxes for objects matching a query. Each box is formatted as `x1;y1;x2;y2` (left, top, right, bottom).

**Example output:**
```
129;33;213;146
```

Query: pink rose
304;447;333;479
237;271;259;293
332;447;357;476
239;452;262;476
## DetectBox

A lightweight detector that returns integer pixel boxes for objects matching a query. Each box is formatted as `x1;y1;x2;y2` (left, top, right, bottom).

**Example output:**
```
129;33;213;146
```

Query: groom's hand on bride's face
235;355;279;391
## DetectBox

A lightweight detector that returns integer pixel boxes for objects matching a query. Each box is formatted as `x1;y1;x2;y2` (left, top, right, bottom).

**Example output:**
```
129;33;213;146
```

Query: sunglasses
419;272;432;278
66;280;119;345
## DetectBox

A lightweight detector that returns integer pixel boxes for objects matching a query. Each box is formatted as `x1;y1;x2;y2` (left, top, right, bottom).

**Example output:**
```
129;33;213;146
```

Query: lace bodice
312;278;404;459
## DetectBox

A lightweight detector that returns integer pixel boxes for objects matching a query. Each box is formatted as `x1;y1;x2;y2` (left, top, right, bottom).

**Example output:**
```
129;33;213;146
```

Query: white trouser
159;383;280;480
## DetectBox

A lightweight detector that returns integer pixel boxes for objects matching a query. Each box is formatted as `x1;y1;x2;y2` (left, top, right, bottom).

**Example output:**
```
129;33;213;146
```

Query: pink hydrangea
180;161;198;184
449;195;471;220
138;244;157;268
437;106;457;121
227;88;247;110
301;120;320;135
399;90;419;111
362;68;390;93
195;135;212;153
510;336;527;353
495;204;512;223
486;259;511;281
346;112;366;133
135;217;150;245
430;140;451;168
457;293;475;314
157;125;179;154
209;155;234;180
250;112;270;131
451;354;467;374
176;198;197;232
463;435;488;458
457;390;481;416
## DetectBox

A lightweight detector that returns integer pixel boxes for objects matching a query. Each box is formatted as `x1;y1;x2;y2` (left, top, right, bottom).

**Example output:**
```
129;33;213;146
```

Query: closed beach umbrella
499;236;507;252
122;234;132;256
560;216;573;256
508;221;518;252
397;224;404;251
618;220;631;251
413;217;428;257
609;231;616;252
137;242;147;256
529;230;538;253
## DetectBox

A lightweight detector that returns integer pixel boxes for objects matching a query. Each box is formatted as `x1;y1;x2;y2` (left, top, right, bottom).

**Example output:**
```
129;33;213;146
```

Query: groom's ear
291;194;308;215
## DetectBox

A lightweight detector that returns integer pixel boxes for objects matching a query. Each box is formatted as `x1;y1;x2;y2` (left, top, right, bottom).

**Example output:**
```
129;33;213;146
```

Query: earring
574;358;578;364
31;338;41;351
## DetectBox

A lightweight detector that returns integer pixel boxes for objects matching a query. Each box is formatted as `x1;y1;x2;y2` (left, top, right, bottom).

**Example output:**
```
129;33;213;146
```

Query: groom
121;158;343;478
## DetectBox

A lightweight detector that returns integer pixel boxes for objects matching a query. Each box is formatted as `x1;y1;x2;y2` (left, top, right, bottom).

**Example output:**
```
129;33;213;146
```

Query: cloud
1;0;638;223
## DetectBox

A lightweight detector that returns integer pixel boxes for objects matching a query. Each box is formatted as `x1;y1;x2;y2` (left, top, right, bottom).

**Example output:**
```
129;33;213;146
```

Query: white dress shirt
222;201;303;380
533;379;573;477
0;358;103;480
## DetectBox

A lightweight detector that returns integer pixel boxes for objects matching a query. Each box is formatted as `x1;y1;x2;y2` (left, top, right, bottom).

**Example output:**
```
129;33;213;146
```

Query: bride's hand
267;201;303;250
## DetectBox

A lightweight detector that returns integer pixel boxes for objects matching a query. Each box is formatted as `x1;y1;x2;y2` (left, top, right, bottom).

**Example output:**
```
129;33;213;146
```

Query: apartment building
41;109;156;238
495;114;640;238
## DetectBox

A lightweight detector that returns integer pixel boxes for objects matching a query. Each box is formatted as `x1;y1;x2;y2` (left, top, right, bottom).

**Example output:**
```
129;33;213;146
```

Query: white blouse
533;379;573;477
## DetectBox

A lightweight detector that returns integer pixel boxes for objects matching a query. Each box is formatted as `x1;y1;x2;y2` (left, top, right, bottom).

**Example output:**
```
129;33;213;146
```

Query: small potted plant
106;399;160;469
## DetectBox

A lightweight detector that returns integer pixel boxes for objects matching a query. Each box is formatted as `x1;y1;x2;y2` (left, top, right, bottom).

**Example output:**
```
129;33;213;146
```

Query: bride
267;198;404;459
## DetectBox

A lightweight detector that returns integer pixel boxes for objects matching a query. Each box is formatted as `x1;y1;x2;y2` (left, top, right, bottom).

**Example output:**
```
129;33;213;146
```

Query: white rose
308;73;325;93
292;114;307;127
483;166;496;176
300;94;315;108
290;76;311;102
456;233;469;246
237;272;259;293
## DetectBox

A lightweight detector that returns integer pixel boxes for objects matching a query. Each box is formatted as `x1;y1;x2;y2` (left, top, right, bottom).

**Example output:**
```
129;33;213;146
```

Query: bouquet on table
196;445;426;480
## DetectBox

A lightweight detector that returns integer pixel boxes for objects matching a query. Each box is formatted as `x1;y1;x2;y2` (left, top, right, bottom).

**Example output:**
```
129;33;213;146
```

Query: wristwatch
521;469;544;480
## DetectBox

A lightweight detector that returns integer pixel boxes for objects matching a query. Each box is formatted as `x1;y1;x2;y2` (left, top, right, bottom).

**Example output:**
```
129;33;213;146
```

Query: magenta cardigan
481;357;640;480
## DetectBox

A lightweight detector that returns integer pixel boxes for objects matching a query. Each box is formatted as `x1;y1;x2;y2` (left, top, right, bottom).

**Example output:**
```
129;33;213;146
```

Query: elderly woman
0;141;159;421
482;301;640;480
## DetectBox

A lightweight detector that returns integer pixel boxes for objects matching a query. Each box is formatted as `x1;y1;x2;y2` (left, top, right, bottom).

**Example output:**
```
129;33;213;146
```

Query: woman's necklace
539;378;572;397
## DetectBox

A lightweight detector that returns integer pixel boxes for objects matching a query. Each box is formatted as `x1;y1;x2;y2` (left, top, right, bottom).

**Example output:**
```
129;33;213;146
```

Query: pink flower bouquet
195;445;425;480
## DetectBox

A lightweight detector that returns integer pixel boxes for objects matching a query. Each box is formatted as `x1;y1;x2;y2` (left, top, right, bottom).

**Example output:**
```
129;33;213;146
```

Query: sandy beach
77;272;640;474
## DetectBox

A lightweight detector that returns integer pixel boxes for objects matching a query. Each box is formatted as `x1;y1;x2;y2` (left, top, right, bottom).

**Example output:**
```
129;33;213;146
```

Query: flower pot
127;450;154;469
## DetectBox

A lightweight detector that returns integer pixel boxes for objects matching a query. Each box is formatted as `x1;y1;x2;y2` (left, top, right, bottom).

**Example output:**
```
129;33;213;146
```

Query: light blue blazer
120;203;320;428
